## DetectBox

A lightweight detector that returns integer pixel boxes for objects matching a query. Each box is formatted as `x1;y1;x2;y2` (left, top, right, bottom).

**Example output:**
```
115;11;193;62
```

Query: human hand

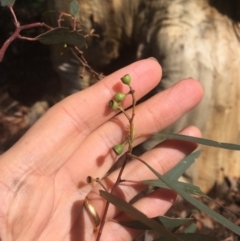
0;59;203;241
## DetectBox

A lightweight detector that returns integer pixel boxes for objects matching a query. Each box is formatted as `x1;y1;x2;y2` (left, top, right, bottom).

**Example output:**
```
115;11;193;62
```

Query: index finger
2;59;162;175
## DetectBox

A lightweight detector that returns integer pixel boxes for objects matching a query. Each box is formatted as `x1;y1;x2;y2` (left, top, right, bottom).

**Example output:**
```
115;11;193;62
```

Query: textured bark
48;0;240;193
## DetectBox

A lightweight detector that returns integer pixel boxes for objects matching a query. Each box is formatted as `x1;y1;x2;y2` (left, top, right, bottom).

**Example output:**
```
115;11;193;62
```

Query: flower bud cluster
108;74;133;155
108;74;131;111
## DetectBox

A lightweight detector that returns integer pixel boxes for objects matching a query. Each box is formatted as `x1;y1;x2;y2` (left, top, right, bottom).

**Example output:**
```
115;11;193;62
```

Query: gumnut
121;74;131;85
114;92;126;102
112;143;125;155
108;100;119;110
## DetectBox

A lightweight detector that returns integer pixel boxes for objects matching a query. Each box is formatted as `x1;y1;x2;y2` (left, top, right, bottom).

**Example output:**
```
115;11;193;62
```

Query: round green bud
108;100;119;110
114;92;126;102
121;74;131;85
112;144;124;155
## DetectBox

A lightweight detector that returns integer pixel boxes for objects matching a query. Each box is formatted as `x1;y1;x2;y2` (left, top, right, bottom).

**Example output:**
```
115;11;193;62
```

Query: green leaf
118;216;193;230
37;28;85;49
0;0;15;6
165;151;201;181
183;223;197;233
142;179;206;197
134;156;240;236
154;233;219;241
100;190;182;241
156;133;240;150
69;0;80;17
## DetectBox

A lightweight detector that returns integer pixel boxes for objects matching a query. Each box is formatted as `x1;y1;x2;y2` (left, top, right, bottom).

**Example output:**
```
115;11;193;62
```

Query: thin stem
127;153;145;164
130;87;136;139
0;6;52;62
9;6;19;27
57;12;71;27
95;178;108;192
117;106;131;122
128;87;136;150
20;22;52;31
119;179;143;186
73;17;77;30
70;46;103;80
96;82;137;240
0;26;19;62
86;176;108;192
96;154;130;241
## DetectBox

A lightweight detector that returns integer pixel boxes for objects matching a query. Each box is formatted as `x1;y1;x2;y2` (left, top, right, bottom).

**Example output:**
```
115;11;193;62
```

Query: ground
0;1;240;240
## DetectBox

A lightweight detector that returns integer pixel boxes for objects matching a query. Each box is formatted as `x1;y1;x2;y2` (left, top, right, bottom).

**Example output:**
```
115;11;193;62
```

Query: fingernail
148;57;158;62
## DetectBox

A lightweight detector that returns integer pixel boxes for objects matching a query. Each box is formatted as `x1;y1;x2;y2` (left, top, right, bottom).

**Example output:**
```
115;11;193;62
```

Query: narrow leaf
118;216;193;230
156;133;240;150
142;179;206;197
165;151;201;181
154;233;219;241
100;190;182;241
135;156;240;235
183;223;197;233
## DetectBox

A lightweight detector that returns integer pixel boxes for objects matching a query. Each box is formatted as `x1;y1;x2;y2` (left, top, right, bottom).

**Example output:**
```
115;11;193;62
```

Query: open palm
0;59;203;241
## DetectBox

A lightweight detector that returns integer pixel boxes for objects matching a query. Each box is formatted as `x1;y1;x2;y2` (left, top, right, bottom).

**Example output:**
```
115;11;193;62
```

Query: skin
0;59;203;241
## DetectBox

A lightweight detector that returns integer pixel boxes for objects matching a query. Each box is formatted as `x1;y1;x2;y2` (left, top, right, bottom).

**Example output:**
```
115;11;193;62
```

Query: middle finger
64;79;202;185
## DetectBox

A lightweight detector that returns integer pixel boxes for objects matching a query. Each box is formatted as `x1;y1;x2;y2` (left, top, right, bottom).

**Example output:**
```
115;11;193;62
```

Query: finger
64;79;203;185
1;59;162;176
83;126;201;237
101;188;176;241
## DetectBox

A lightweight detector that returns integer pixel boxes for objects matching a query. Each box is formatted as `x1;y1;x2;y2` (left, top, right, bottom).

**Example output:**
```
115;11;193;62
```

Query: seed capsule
112;143;125;155
108;100;119;110
121;74;131;85
114;93;126;102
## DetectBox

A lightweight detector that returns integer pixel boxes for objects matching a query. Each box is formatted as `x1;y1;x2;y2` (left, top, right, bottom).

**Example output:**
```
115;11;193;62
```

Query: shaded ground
0;0;62;151
166;192;240;241
0;1;240;241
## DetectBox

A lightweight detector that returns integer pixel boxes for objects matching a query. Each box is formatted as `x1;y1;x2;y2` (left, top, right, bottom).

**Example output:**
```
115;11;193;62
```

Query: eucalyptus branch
0;5;52;62
96;154;131;241
57;12;72;28
70;46;104;80
96;74;137;241
9;6;18;26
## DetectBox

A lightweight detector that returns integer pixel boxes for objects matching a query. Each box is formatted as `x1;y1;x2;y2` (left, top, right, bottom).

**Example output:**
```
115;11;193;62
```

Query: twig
0;6;52;62
96;79;136;241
